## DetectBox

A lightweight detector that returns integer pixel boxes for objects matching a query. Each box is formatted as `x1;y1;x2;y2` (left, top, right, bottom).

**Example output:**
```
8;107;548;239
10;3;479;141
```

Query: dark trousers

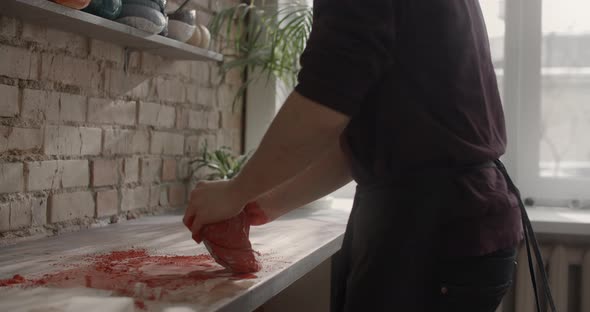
331;177;517;312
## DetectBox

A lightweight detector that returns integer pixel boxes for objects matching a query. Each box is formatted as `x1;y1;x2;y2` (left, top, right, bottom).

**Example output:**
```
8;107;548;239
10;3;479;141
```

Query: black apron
330;160;556;312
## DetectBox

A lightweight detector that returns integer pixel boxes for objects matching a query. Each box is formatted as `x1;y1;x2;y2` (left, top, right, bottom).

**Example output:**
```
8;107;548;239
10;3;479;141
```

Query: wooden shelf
0;0;223;62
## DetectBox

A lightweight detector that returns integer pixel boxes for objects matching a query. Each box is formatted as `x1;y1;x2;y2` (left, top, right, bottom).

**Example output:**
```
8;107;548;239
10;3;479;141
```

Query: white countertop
0;196;587;312
0;199;352;312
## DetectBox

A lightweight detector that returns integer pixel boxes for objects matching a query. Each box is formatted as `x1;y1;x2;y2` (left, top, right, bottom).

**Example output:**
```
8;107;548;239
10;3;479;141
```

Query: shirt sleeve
295;0;395;117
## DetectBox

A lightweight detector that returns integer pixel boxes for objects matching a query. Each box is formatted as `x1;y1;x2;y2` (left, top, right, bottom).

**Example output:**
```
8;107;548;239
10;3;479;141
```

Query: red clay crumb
134;299;146;310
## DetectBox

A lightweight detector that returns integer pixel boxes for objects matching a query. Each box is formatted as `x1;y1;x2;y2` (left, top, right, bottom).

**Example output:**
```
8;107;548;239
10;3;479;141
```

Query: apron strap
494;159;557;312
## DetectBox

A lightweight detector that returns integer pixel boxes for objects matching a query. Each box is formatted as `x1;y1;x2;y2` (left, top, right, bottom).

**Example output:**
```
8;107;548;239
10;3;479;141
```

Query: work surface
0;199;353;312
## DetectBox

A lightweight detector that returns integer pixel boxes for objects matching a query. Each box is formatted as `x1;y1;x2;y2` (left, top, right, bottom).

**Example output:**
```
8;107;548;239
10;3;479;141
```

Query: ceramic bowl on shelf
116;0;167;34
83;0;123;20
51;0;92;10
166;9;196;42
186;24;202;46
197;24;210;49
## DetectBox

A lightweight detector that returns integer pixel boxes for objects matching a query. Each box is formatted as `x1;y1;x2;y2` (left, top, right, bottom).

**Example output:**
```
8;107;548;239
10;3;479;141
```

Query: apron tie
494;159;557;312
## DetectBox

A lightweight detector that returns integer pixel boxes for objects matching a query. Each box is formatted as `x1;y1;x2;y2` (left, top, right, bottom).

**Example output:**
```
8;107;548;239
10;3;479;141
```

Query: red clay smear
0;249;258;301
0;274;25;287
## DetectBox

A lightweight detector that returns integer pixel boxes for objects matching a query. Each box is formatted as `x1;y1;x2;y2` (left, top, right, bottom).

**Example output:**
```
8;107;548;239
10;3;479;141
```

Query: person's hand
183;179;246;243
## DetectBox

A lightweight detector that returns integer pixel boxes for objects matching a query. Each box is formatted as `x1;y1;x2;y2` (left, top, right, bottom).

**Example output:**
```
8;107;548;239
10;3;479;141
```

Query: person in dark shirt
185;0;522;310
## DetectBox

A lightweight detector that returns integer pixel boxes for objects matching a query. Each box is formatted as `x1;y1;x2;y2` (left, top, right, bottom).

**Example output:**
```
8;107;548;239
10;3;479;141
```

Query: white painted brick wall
0;203;9;232
177;158;191;179
22;24;88;57
196;87;216;107
90;39;124;64
155;77;186;103
22;89;86;122
50;191;95;223
31;196;47;226
140;157;161;183
0;15;243;235
41;54;101;91
185;134;216;156
0;45;39;80
0;16;18;39
186;110;208;130
27;160;89;191
26;160;58;191
104;68;151;99
0;84;18;117
44;125;102;156
9;199;33;230
88;98;136;125
103;129;149;155
91;159;119;187
138;102;175;128
96;189;118;217
0;126;42;152
151;131;184;155
123;157;139;183
121;187;149;211
149;186;160;207
60;160;89;188
0;163;23;194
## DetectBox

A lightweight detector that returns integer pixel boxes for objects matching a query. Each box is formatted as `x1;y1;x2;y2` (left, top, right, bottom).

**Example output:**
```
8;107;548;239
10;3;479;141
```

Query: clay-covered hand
183;179;246;243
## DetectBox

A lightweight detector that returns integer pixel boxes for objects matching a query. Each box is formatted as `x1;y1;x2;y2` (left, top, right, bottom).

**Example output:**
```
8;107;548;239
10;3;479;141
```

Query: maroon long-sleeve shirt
295;0;522;256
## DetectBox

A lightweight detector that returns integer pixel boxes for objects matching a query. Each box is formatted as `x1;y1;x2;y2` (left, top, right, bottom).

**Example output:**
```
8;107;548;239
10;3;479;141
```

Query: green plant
190;144;251;180
209;0;312;103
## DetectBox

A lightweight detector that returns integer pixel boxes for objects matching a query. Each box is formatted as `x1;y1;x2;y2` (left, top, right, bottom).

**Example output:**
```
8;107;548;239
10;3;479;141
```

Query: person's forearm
251;140;353;222
231;91;350;205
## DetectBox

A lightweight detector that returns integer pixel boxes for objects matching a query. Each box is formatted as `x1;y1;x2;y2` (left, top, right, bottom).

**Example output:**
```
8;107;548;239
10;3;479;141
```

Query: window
492;0;590;207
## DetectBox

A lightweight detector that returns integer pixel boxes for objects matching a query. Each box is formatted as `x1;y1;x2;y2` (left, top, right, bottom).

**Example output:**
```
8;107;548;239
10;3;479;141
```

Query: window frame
502;0;590;206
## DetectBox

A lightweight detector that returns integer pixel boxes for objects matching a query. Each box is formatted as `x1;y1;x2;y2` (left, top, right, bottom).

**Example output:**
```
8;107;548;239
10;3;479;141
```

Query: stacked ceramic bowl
83;0;123;20
166;9;196;43
51;0;92;10
116;0;168;34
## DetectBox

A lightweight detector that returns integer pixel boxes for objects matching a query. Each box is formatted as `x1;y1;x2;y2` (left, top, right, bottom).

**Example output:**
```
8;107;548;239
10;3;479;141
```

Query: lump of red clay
201;211;261;273
0;274;26;287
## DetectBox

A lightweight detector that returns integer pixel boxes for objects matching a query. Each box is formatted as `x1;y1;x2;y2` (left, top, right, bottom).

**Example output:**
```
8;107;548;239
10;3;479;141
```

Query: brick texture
168;184;187;207
22;89;86;122
44;126;101;156
90;39;124;64
140;157;161;183
138;102;175;128
162;159;176;181
31;197;47;226
27;160;89;191
0;163;23;194
0;203;9;232
0;45;39;80
88;98;136;125
97;190;118;217
149;186;160;207
123;157;139;183
92;159;119;187
151;132;184;155
0;126;42;153
50;191;95;223
104;129;149;155
178;158;191;180
41;53;101;91
0;16;243;238
10;199;33;230
0;84;18;117
121;187;149;211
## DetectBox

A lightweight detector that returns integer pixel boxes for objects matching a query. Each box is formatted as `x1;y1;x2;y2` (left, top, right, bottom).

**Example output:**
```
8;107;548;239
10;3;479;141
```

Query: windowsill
318;197;590;238
527;206;590;237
